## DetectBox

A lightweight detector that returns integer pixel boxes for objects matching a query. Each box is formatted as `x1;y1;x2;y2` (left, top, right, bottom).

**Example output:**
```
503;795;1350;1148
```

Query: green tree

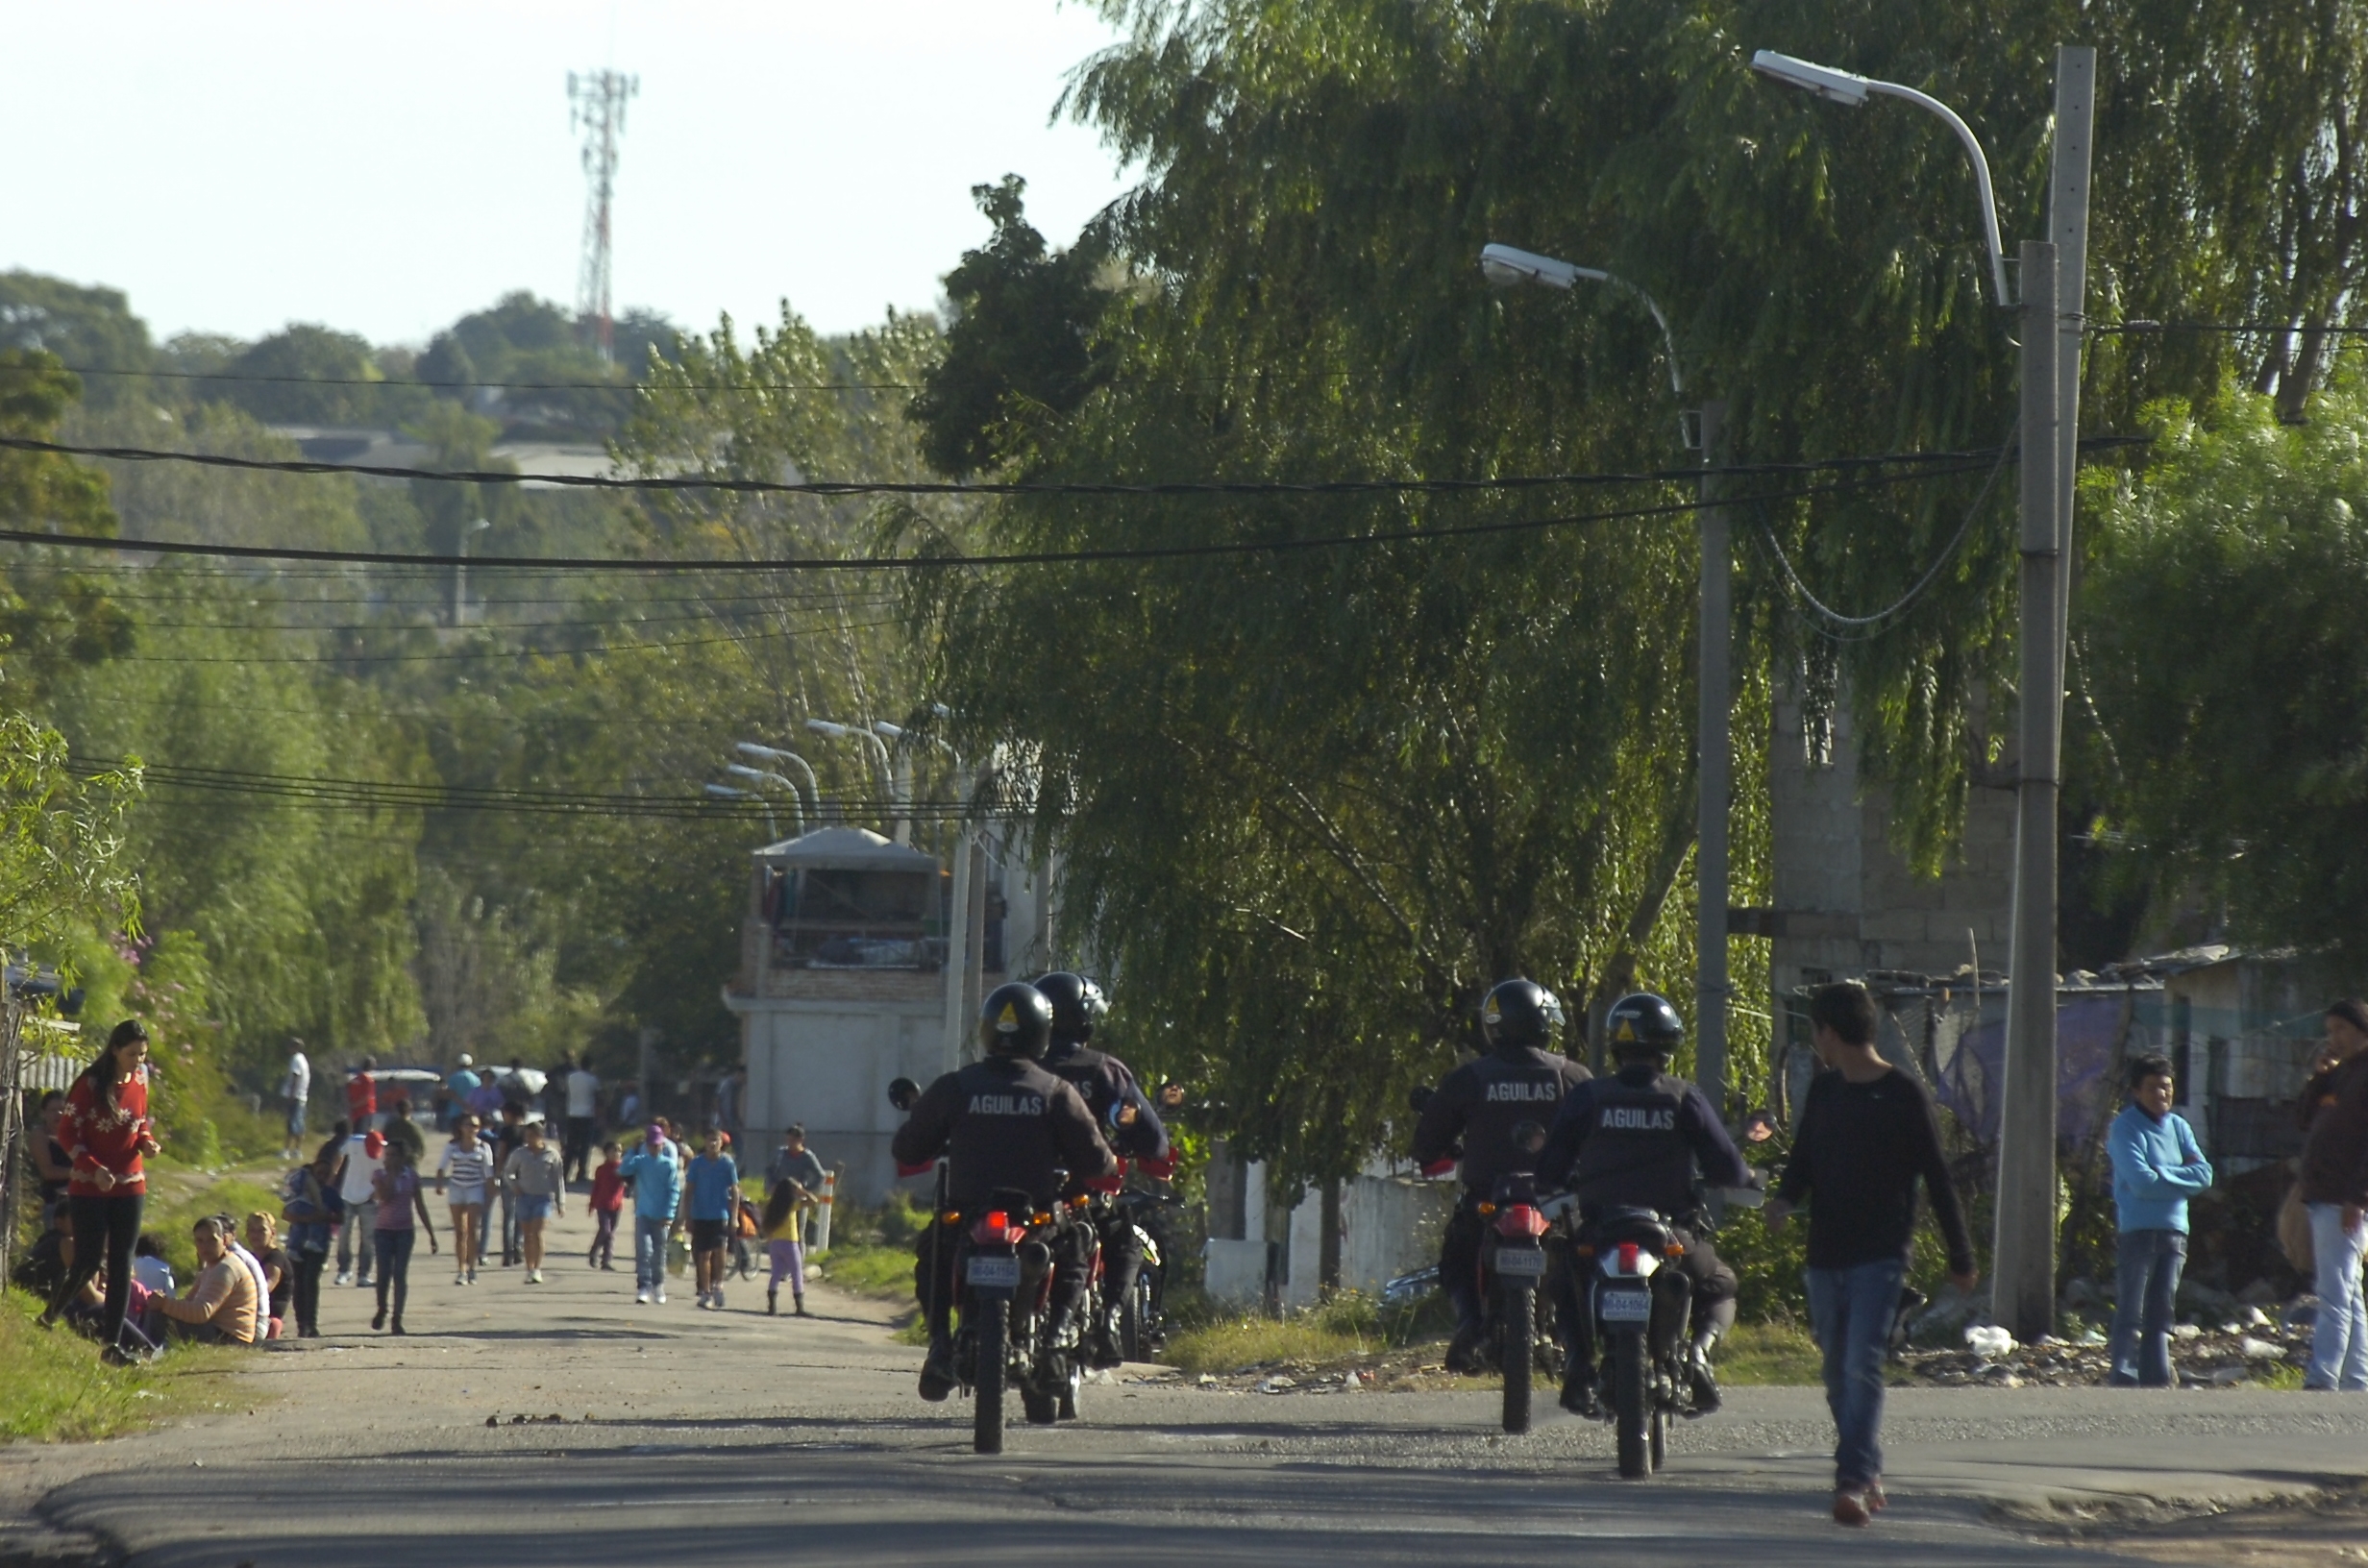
2079;371;2368;968
0;273;152;411
203;324;384;427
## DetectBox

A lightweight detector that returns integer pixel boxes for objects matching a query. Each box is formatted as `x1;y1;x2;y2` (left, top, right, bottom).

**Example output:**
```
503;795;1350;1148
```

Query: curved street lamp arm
1862;80;2013;308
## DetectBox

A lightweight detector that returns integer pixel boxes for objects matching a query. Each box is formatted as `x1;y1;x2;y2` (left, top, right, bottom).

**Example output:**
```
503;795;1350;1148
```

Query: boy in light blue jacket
2107;1053;2213;1386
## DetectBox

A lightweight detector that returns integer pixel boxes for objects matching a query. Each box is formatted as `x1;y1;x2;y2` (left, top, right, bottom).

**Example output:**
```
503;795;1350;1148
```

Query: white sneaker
654;1286;667;1305
333;1271;353;1287
456;1270;468;1286
635;1288;651;1305
712;1286;725;1311
528;1269;543;1285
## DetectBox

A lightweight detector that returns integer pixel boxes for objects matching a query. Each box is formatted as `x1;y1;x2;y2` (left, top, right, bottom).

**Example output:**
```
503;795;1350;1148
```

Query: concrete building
724;824;1056;1204
1759;679;2018;1098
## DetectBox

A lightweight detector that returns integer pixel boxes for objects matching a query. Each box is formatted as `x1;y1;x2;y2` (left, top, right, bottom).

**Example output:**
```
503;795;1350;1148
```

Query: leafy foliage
2080;372;2368;968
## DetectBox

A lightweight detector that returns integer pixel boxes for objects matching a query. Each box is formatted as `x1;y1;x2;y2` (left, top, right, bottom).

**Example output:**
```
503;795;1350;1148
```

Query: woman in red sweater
43;1019;162;1360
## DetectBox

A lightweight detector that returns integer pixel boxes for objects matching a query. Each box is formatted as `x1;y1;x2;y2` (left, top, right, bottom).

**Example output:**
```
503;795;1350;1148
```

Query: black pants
293;1249;328;1335
1097;1210;1146;1330
52;1191;143;1348
564;1117;597;1182
1440;1203;1488;1332
374;1229;415;1324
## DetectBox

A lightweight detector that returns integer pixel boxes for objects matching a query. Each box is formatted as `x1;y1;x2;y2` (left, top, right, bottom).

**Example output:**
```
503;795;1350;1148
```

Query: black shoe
371;1308;387;1331
1560;1375;1601;1417
1444;1322;1489;1376
918;1339;957;1403
1688;1352;1721;1416
766;1289;777;1317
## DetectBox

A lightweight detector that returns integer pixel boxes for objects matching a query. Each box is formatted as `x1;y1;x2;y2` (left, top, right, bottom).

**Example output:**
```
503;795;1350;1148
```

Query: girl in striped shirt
435;1114;496;1285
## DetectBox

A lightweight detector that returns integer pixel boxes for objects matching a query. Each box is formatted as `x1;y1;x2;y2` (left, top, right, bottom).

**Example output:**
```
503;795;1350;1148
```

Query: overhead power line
6;362;921;395
0;432;2091;498
0;456;2131;576
2094;320;2368;336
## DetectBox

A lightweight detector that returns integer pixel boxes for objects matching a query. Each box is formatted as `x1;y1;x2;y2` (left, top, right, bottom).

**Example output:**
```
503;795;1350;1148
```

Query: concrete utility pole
1694;400;1732;1119
1994;47;2093;1343
1993;238;2061;1342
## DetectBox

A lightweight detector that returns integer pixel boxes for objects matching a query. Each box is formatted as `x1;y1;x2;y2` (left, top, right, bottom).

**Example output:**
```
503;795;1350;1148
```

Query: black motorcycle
1474;1170;1563;1433
1105;1186;1183;1361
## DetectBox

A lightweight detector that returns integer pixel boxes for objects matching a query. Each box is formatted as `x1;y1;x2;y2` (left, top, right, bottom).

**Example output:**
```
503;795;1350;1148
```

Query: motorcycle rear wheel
973;1297;1008;1455
1121;1273;1152;1363
1649;1399;1667;1471
1613;1330;1649;1480
1499;1282;1534;1434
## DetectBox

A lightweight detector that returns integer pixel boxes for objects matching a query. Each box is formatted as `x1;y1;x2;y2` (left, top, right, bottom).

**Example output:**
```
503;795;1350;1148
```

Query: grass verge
0;1288;246;1442
1164;1290;1443;1376
809;1243;913;1299
1718;1318;1823;1385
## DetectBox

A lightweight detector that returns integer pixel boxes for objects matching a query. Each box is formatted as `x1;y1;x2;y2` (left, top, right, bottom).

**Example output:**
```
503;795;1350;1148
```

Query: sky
3;1;1135;349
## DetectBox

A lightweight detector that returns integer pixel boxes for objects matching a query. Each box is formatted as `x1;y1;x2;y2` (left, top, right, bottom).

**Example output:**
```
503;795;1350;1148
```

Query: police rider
1537;991;1749;1416
1411;978;1592;1374
1033;971;1174;1366
891;981;1118;1402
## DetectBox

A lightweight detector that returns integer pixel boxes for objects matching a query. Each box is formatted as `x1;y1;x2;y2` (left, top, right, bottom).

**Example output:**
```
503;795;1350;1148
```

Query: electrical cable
0;431;2094;498
2092;320;2368;336
0;461;2011;575
1752;418;2019;640
84;614;906;665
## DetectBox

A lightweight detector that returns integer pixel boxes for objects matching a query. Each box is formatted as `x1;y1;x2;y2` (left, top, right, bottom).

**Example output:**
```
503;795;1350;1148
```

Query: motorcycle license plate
1599;1288;1652;1324
1493;1247;1546;1279
966;1255;1021;1289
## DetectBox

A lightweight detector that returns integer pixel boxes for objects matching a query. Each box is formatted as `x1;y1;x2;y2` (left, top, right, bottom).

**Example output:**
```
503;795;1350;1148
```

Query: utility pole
1992;47;2094;1346
568;69;638;360
1694;400;1732;1120
1994;239;2061;1342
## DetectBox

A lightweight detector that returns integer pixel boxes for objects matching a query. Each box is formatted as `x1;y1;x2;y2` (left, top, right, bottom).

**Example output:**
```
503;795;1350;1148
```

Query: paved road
5;1161;2364;1567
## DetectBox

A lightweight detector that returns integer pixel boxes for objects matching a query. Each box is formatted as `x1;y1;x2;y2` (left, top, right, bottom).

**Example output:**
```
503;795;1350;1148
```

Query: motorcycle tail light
1616;1240;1641;1273
1476;1202;1497;1216
1496;1204;1548;1238
984;1210;1009;1232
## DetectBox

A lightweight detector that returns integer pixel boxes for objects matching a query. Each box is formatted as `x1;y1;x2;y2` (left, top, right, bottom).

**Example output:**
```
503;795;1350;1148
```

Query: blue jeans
1807;1259;1904;1490
635;1213;673;1292
2108;1228;2185;1386
2306;1203;2368;1391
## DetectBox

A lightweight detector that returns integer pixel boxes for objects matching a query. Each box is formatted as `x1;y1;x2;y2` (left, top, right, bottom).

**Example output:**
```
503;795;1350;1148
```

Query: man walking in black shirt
1768;982;1977;1528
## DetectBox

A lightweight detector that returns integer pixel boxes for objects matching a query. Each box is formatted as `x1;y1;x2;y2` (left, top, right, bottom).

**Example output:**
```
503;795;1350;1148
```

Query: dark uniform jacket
1537;1066;1749;1217
1042;1040;1170;1162
1412;1046;1593;1194
891;1057;1117;1210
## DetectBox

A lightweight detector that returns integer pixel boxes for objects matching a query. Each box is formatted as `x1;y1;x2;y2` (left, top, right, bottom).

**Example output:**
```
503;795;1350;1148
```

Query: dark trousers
1440;1203;1488;1332
2109;1228;2186;1386
52;1191;143;1348
590;1208;619;1266
292;1249;328;1335
564;1117;597;1183
373;1229;416;1323
1097;1211;1146;1331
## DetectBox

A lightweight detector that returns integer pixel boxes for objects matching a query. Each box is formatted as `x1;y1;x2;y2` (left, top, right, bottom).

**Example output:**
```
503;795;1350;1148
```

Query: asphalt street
5;1156;2365;1567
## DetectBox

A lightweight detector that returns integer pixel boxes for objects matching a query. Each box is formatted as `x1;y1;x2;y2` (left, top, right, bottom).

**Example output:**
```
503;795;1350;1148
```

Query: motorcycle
1473;1170;1563;1434
1104;1186;1183;1362
1567;1183;1758;1479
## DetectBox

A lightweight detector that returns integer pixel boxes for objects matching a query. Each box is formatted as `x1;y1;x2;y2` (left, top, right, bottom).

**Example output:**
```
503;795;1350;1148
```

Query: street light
703;782;776;841
733;743;822;825
1751;46;2096;1340
1479;244;1686;397
1749;51;2011;308
1482;243;1730;1099
724;765;806;838
807;718;904;842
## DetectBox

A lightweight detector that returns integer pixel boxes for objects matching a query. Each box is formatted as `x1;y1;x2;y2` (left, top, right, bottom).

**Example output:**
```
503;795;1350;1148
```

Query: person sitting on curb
2106;1053;2212;1387
150;1216;259;1345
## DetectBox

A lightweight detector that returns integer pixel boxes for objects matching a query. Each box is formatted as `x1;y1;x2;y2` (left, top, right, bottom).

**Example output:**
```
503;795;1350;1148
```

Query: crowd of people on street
13;1030;834;1354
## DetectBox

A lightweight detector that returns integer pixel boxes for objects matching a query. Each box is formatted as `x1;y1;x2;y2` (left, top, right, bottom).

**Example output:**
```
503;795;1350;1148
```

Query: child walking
587;1141;625;1269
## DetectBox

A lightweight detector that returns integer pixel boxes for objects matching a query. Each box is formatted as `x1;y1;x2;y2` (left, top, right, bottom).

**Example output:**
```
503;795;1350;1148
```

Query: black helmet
1033;971;1108;1041
979;981;1053;1060
1480;978;1565;1051
1604;992;1685;1065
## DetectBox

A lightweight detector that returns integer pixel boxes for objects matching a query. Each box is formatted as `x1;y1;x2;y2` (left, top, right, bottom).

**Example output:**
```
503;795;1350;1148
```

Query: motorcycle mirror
886;1076;920;1112
1407;1084;1434;1115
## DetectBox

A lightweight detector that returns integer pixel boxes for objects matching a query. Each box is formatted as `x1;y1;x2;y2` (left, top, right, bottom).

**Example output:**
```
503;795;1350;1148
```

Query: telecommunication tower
567;69;638;360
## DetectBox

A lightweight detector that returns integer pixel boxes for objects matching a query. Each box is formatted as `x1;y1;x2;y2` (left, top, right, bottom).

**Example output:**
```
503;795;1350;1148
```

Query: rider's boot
1444;1317;1490;1376
1686;1328;1724;1415
919;1335;958;1402
1559;1345;1601;1416
1089;1306;1124;1369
